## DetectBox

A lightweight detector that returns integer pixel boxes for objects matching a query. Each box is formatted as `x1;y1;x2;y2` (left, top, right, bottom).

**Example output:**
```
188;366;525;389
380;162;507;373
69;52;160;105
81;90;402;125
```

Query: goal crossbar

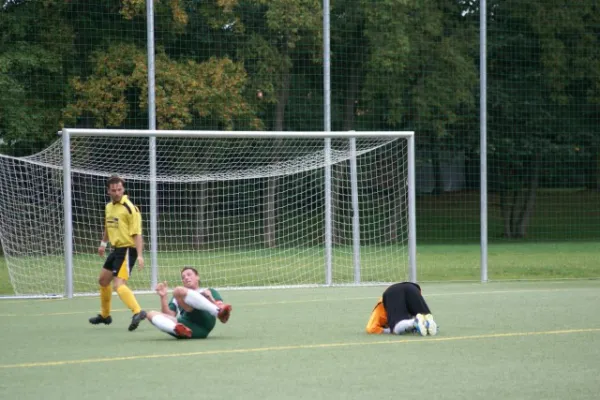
61;128;414;139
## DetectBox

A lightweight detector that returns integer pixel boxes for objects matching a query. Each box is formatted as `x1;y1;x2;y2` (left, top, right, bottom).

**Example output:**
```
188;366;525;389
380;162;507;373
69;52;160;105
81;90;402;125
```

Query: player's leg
384;283;426;336
173;286;232;323
403;282;437;336
403;282;431;315
112;248;146;331
424;314;438;336
179;311;216;339
89;256;115;325
392;318;419;334
147;311;191;338
382;283;412;333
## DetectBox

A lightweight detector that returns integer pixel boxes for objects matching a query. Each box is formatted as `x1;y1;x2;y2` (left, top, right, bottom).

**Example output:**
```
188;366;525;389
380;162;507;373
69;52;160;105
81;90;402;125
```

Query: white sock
393;318;416;335
183;290;219;316
150;314;176;334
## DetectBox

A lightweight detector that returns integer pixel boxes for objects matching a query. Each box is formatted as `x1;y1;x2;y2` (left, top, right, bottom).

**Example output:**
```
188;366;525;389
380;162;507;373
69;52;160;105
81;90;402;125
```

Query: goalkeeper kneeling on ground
146;267;232;339
366;282;438;336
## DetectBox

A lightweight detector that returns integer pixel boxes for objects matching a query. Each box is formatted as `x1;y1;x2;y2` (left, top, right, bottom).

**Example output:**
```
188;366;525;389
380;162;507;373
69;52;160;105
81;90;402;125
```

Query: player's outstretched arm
155;281;175;316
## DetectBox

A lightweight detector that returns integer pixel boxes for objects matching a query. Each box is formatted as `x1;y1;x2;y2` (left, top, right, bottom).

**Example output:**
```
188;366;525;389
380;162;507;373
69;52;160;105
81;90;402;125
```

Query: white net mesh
0;133;411;296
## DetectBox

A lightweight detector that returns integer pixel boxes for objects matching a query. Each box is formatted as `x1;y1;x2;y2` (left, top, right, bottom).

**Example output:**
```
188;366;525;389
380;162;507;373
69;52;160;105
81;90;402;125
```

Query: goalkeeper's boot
89;314;112;325
128;310;147;331
174;323;192;338
217;304;232;323
425;314;438;336
414;313;427;336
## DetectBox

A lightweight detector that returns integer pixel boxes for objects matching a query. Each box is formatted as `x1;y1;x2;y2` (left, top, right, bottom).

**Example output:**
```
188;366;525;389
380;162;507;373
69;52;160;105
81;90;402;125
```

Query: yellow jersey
105;195;142;248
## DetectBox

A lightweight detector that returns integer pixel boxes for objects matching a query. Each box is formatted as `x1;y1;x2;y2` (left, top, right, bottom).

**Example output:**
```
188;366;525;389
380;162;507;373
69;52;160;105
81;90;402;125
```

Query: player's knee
172;286;188;299
112;279;125;291
98;270;113;287
146;311;159;321
98;277;111;287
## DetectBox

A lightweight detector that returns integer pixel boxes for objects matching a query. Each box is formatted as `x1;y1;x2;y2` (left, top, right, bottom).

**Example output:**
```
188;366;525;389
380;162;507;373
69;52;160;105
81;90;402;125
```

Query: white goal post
0;129;416;298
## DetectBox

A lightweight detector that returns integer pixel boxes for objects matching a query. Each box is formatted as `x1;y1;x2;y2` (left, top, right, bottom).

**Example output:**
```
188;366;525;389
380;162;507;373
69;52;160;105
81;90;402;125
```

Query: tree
485;0;600;238
0;0;75;155
234;0;323;247
64;44;260;130
328;0;477;243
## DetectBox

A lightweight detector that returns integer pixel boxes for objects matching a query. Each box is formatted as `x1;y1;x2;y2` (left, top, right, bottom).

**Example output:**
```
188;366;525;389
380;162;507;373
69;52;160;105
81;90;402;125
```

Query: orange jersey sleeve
365;297;388;334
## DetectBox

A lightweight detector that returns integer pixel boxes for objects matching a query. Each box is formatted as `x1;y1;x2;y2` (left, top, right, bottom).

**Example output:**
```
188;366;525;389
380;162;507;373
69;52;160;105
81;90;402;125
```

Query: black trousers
382;282;431;330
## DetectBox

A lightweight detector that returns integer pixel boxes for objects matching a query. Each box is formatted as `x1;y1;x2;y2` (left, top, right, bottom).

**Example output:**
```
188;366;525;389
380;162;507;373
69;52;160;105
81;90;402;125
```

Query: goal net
0;130;415;297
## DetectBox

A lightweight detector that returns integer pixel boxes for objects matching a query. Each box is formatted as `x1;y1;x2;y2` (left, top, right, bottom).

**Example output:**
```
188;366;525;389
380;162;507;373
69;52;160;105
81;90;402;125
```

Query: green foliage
0;0;596;153
121;0;191;33
235;0;322;115
417;189;600;243
0;0;74;155
352;0;478;135
64;44;262;130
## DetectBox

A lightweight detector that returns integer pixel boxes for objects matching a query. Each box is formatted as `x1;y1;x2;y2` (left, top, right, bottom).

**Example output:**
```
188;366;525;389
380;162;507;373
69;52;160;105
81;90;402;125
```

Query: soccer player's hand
155;281;168;297
201;289;217;304
98;246;106;257
137;255;144;270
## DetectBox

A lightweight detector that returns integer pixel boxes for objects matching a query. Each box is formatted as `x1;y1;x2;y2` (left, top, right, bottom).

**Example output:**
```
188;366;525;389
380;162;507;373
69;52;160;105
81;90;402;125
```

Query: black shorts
382;282;430;329
103;247;138;280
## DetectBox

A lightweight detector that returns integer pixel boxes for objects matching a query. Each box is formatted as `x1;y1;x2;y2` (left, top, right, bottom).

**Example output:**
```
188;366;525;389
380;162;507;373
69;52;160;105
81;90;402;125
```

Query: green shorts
174;309;217;339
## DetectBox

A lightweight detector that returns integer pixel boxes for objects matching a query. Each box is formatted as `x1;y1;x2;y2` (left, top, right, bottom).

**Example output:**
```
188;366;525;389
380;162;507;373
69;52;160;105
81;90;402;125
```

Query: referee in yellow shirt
89;175;146;331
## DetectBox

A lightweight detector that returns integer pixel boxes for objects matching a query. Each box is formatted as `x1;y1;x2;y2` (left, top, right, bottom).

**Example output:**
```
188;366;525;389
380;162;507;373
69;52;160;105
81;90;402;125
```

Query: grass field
1;189;599;399
417;189;600;243
1;281;599;400
1;241;599;296
1;188;599;295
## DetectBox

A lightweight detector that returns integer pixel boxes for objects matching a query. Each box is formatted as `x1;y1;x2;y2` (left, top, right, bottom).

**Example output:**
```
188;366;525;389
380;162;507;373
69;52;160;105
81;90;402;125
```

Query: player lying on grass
366;282;438;336
146;267;232;339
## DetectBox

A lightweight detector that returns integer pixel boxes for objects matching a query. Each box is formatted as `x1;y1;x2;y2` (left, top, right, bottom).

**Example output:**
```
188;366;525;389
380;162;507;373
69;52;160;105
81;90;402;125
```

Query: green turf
2;189;600;295
416;242;600;281
417;189;600;242
0;257;11;295
1;241;599;296
1;281;599;399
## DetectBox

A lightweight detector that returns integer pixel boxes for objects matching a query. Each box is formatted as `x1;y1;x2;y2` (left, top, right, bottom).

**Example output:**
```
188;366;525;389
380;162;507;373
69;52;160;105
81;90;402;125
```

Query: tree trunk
515;165;539;238
194;181;210;249
597;149;600;191
500;189;514;238
264;70;291;248
592;147;600;191
330;64;360;246
387;149;402;243
500;162;539;239
331;164;346;245
431;135;444;194
510;187;526;237
264;175;278;248
342;62;359;132
193;182;206;248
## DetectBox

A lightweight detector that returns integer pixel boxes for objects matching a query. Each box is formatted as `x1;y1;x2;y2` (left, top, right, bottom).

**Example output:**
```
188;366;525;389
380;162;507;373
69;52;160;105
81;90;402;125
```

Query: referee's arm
133;234;144;269
130;205;144;269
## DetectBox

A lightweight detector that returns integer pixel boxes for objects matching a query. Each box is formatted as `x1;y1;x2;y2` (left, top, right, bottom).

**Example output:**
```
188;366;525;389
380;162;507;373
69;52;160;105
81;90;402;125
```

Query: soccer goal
0;129;416;298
